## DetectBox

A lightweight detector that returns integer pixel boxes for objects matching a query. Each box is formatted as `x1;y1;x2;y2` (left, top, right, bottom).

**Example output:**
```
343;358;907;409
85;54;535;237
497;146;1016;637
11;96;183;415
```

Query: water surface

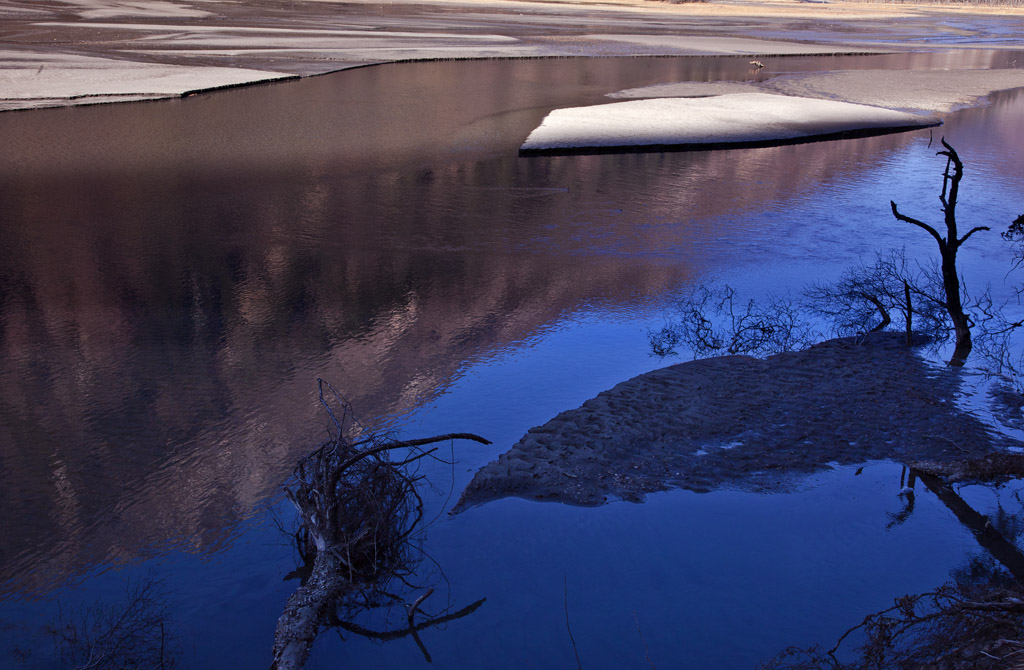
2;53;1024;667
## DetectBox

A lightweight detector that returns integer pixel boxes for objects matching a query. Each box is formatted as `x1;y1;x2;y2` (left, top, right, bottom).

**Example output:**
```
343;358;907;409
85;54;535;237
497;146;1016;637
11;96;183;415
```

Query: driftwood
271;380;490;670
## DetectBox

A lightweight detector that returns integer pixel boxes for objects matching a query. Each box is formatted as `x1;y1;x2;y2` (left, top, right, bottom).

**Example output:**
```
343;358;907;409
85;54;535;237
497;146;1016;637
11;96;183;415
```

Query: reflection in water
0;55;1023;661
915;468;1024;583
766;470;1024;669
47;576;181;670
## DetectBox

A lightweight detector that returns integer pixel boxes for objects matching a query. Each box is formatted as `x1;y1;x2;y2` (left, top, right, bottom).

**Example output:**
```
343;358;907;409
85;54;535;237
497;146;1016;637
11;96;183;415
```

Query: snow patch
520;93;939;154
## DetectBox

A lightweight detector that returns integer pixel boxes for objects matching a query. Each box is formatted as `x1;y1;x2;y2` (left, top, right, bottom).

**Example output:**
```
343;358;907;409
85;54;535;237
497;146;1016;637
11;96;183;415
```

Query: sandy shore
611;69;1024;114
3;0;1024;112
455;334;1023;510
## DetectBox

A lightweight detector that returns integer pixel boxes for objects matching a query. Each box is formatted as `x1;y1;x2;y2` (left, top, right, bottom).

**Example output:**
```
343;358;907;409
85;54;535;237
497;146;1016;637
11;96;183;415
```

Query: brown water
1;53;1024;667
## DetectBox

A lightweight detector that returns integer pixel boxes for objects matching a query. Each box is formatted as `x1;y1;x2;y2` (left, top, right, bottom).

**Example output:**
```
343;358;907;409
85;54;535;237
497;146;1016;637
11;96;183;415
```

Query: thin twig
565;575;582;670
334;597;486;641
407;588;435;624
407;588;435;663
634;612;656;670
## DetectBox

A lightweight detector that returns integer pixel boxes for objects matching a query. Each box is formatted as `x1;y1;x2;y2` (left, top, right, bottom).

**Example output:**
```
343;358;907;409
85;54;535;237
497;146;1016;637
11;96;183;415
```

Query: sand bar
519;93;940;153
456;334;1022;510
611;69;1024;113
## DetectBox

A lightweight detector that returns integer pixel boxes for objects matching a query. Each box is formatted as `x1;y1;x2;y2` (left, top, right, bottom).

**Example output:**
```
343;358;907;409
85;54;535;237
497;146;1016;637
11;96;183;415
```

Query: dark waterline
1;53;1024;667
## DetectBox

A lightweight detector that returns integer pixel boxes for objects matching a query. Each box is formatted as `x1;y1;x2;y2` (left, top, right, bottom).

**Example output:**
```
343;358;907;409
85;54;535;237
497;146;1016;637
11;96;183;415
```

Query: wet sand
455;334;1023;510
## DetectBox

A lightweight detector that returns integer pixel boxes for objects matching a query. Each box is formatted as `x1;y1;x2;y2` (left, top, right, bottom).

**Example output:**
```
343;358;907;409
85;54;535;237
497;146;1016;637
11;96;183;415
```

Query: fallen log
271;380;490;670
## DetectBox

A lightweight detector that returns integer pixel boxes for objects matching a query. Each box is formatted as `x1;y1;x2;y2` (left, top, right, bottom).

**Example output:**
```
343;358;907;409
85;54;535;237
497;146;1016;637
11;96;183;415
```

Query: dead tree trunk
890;139;990;365
904;280;913;345
272;550;352;670
271;385;490;670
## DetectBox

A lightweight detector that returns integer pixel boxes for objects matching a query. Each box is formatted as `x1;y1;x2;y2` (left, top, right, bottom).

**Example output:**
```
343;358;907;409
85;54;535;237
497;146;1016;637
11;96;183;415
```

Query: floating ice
520;92;940;154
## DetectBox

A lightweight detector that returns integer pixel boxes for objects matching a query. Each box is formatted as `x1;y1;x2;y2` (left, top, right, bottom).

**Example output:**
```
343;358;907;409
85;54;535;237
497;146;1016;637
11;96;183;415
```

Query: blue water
2;54;1024;668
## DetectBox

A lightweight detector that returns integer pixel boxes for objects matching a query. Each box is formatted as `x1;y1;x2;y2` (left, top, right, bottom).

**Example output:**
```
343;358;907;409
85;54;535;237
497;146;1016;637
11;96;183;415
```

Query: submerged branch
333;597;487;641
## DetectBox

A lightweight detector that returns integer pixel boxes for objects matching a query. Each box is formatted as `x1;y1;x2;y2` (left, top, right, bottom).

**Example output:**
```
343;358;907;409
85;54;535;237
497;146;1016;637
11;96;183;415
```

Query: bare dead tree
271;380;490;670
649;284;816;358
890;139;991;365
652;143;1000;363
48;576;178;670
805;249;950;342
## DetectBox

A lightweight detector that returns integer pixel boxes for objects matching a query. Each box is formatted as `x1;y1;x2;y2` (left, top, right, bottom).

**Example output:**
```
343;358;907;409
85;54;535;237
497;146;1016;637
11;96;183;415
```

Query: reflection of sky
3;350;1014;667
704;92;1024;312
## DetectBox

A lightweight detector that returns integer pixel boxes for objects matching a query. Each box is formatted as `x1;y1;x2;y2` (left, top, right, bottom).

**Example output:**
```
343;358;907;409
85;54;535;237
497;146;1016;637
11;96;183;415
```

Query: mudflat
455;334;1022;509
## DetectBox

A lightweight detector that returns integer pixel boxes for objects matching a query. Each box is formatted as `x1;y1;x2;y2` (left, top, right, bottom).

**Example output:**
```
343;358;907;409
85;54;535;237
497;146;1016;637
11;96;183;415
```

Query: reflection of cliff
0;151;701;596
1;55;1021;596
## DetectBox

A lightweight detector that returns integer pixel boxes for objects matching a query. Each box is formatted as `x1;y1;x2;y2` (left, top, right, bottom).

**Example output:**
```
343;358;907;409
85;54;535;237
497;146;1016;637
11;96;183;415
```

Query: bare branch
649;284;816;359
959;225;992;247
337;433;490;473
332;597;486;641
938;138;964;228
858;292;891;332
49;576;179;670
565;575;582;670
891;200;945;249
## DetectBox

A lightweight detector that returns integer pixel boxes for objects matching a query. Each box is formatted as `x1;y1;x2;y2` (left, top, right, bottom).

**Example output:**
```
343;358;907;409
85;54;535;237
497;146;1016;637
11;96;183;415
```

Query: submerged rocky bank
456;333;1022;510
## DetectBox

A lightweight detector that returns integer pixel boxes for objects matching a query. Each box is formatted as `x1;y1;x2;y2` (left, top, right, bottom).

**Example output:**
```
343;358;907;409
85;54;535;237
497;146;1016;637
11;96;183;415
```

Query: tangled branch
763;582;1024;670
49;576;178;670
805;248;951;342
271;381;490;669
649;285;815;358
